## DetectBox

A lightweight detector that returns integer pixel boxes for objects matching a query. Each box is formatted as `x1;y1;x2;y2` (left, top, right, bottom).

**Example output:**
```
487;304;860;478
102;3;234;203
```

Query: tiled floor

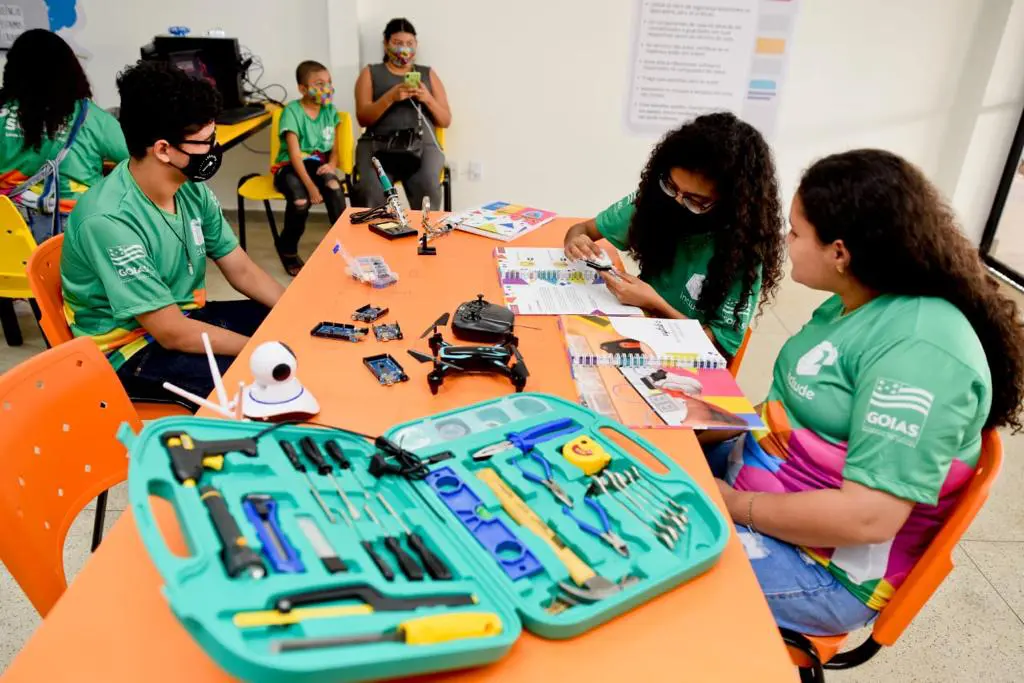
1;220;1022;679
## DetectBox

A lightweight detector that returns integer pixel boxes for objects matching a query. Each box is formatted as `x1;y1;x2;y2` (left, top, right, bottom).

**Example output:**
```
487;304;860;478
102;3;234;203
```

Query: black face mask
171;141;223;183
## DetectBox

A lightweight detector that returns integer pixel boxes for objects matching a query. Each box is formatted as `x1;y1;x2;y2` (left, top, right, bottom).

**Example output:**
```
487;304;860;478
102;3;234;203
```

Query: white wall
70;0;332;201
33;0;1024;240
352;0;998;222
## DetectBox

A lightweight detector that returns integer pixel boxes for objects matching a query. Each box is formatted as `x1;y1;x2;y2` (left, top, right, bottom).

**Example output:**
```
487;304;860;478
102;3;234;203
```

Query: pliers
512;451;574;507
563;497;629;557
472;418;581;461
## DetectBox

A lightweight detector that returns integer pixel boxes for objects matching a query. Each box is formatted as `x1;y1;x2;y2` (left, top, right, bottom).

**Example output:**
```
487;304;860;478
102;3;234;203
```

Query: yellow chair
0;195;41;347
235;108;355;251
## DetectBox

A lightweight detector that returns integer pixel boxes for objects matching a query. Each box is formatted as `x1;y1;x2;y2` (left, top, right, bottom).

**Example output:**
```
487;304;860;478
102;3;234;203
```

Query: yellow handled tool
561;435;612;476
270;612;503;653
233;604;373;628
476;468;596;586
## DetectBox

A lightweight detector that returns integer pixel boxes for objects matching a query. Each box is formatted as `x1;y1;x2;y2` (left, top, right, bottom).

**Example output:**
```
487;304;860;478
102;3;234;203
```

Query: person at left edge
61;60;285;409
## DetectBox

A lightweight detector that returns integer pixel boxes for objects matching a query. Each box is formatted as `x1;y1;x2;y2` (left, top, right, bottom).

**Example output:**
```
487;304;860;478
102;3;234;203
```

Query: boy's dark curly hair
627;112;784;327
0;29;91;151
798;149;1024;432
116;60;222;159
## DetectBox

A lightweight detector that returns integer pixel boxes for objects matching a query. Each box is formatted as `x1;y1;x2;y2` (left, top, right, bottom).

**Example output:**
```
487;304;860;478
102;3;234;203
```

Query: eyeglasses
658;176;717;214
176;131;217;150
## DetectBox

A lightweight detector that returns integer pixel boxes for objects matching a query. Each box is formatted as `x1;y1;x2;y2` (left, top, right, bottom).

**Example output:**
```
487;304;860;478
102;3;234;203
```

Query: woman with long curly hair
564;112;784;357
706;149;1024;635
0;29;127;239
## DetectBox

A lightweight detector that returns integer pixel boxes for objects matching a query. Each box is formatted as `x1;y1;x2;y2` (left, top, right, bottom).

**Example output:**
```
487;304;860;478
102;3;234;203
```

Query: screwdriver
365;503;423;581
376;492;453;580
325;440;372;497
299;437;361;521
270;612;503;653
330;499;394;581
279;440;336;524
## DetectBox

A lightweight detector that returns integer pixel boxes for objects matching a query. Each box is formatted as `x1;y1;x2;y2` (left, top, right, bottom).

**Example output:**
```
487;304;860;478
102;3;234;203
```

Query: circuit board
373;322;403;342
352;304;388;323
363;353;409;385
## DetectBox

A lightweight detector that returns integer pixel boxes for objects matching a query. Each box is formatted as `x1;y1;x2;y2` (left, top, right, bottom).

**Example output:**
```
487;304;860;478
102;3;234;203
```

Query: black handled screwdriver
330;500;394;581
299;437;361;520
377;492;453;580
325;440;372;497
199;486;266;579
365;504;423;581
279;440;336;524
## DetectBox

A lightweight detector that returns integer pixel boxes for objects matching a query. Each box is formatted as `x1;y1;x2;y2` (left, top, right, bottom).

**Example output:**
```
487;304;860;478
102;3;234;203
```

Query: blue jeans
706;437;878;636
116;300;269;410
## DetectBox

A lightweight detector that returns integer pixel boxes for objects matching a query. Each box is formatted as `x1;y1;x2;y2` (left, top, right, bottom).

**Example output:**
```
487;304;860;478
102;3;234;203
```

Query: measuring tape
561;435;612;476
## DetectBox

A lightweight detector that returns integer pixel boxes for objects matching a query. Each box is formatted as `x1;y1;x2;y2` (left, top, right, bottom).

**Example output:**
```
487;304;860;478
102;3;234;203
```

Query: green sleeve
328;104;339;128
97;108;128;163
201;186;239;260
593;193;636;251
73;216;175;318
278;102;299;137
707;270;761;357
843;340;987;504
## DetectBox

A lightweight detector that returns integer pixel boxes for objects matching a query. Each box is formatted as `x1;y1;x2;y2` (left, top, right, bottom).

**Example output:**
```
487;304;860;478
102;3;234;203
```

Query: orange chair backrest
0;337;141;616
872;429;1003;645
727;327;753;377
26;232;73;346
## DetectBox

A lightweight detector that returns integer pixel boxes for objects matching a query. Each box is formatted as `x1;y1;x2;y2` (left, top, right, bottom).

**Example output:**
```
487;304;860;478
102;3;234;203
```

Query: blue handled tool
512;451;574;507
242;494;305;574
563;497;629;557
472;417;581;461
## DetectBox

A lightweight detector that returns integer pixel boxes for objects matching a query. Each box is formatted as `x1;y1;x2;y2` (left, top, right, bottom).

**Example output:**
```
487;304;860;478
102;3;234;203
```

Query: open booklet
448;202;558;241
494;247;642;316
560;315;764;430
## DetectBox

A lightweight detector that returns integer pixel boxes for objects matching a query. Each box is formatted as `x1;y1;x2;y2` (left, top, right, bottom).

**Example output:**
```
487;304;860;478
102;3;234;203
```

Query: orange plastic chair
25;234;192;420
727;327;752;377
0;337;142;616
782;429;1004;681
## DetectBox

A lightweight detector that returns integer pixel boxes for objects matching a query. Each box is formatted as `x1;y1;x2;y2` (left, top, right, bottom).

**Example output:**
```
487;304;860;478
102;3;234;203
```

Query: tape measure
561;435;612;475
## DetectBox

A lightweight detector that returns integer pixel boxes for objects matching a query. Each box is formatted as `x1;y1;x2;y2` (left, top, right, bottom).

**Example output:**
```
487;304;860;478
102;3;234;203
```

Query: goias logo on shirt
862;378;934;446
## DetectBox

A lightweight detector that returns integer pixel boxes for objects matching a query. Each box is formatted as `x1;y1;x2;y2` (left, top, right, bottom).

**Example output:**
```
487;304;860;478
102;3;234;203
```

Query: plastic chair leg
0;297;23;346
237;194;248;252
263;200;281;249
91;490;108;552
442;166;452;212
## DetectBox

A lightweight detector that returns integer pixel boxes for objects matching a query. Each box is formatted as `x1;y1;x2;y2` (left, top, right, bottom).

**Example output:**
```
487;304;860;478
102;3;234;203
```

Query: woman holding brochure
704;149;1024;636
564;112;785;358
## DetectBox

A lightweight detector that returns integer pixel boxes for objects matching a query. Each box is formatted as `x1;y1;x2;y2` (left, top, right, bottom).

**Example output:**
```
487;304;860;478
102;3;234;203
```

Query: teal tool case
124;393;729;683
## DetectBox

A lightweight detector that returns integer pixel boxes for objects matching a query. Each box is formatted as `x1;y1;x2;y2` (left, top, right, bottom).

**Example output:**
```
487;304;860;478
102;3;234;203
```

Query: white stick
235;381;245;421
162;381;236;419
201;332;229;411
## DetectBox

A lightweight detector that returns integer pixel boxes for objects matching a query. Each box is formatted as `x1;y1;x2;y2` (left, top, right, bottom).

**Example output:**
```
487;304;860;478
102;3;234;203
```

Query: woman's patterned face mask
386;44;415;66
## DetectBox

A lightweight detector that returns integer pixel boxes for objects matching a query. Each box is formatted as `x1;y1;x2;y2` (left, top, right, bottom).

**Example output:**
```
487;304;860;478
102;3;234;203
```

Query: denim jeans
706;436;878;636
116;300;269;410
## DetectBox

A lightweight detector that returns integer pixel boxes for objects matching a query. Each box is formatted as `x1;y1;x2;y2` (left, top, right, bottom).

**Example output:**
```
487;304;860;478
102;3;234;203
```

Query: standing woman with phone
353;17;451;210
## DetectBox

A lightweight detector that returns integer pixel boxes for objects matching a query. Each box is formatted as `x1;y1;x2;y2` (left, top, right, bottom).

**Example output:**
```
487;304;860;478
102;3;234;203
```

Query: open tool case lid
123;393;728;682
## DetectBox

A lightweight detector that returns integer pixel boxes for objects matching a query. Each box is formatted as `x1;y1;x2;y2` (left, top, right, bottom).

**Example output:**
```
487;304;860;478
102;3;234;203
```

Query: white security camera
249;341;297;387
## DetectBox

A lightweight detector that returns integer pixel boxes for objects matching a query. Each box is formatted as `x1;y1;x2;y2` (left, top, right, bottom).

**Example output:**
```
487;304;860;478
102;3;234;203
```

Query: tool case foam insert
123;393;728;683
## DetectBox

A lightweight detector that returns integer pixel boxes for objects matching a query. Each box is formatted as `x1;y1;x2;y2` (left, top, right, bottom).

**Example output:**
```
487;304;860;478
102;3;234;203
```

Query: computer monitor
140;36;246;109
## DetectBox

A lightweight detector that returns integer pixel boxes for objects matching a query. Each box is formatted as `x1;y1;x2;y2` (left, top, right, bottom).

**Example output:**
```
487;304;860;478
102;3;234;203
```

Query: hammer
475;469;637;610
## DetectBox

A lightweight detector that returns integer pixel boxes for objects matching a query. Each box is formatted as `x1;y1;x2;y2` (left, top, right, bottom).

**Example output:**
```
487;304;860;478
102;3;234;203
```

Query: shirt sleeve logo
106;244;145;266
862;378;934;445
796;340;839;376
190;218;205;246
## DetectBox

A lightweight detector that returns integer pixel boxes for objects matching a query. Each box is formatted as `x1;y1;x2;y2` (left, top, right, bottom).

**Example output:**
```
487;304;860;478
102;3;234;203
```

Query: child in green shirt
564;113;786;357
0;29;125;241
273;60;347;275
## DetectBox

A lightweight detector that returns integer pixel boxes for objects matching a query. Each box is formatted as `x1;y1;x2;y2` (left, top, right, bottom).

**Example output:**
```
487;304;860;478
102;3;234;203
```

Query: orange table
2;215;793;682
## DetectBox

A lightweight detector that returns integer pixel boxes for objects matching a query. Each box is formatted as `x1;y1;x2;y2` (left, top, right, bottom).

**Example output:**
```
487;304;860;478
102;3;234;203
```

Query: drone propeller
419;312;451;339
407;349;435;364
511;345;530;378
407;349;463;373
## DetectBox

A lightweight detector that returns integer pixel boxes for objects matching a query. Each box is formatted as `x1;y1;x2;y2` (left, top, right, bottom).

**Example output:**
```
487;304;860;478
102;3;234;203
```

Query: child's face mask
305;84;334;105
386;44;415;67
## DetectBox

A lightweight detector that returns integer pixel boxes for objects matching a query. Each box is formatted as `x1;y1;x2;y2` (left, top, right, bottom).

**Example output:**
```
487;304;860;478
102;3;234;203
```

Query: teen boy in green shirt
62;60;285;407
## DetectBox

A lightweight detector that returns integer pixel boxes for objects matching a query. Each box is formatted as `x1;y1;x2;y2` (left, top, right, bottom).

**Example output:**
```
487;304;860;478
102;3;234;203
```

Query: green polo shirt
0;99;80;196
61;161;239;369
274;99;339;166
594;193;760;356
62;103;129;192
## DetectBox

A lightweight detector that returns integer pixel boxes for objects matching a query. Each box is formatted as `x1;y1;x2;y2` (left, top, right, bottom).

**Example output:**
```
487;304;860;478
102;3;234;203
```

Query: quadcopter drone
407;312;529;394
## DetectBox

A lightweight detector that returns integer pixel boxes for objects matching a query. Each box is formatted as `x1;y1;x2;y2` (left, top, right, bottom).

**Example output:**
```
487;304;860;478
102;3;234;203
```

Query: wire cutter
563;497;629;557
512;451;574;507
472;418;581;461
